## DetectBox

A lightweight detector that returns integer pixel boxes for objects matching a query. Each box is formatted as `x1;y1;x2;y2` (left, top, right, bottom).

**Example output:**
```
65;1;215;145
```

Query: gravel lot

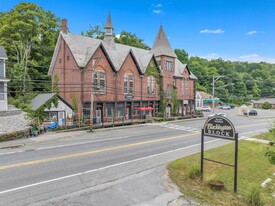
0;112;31;134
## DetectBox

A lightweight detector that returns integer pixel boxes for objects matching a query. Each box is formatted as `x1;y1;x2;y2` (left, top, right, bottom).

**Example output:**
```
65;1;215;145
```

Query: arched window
124;72;134;94
92;69;106;94
147;76;156;95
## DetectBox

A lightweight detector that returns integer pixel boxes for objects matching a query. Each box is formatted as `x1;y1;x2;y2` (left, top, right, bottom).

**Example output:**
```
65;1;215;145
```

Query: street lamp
212;75;224;113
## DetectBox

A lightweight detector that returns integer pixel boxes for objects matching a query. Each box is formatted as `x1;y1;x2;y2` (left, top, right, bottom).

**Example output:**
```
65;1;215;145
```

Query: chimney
61;19;67;34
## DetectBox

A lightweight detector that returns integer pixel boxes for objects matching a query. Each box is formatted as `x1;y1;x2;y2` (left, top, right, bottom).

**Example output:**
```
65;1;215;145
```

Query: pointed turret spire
151;25;177;58
105;12;113;29
104;12;115;49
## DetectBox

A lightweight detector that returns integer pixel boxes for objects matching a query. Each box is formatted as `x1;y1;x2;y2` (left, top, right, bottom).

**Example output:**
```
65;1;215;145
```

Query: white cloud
151;3;162;8
247;30;257;35
201;53;220;60
200;29;224;34
196;53;275;64
115;34;121;39
238;54;275;63
153;9;162;14
232;54;275;63
239;54;260;60
150;3;163;14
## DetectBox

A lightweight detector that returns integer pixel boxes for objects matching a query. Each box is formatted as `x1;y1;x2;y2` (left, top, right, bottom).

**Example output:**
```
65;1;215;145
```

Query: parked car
249;110;258;116
208;113;226;118
220;105;231;110
197;106;211;112
229;104;235;109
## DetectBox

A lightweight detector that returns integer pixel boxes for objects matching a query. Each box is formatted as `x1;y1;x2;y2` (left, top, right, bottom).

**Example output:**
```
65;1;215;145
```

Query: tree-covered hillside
175;49;275;105
1;2;274;106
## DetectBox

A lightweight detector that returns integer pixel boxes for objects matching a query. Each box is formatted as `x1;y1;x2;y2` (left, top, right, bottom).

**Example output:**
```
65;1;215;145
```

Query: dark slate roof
31;93;57;111
48;14;197;81
150;25;177;58
0;46;8;59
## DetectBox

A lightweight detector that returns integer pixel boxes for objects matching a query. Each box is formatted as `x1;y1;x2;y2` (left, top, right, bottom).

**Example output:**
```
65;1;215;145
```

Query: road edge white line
0;139;220;195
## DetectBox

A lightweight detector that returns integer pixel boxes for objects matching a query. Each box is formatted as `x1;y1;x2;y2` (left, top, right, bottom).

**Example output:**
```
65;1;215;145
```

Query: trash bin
31;124;39;136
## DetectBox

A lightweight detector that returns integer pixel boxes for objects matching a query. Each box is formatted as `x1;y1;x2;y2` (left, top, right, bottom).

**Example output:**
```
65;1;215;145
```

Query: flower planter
208;180;225;191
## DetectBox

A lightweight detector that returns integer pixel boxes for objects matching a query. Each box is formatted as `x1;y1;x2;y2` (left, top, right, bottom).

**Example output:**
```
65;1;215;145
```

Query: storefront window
133;102;140;116
117;102;124;117
105;103;114;117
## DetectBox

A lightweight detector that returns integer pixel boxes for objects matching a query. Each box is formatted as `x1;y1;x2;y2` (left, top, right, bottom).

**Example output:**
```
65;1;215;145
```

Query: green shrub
265;150;275;164
262;102;271;109
246;184;263;206
269;121;275;138
187;165;201;179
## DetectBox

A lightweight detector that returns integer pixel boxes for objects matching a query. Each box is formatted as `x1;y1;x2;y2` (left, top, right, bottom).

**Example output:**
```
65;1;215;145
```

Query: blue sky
2;0;275;63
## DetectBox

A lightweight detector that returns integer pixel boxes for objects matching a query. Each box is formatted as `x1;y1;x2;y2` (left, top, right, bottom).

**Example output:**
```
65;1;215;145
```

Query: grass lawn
168;141;275;206
253;132;275;142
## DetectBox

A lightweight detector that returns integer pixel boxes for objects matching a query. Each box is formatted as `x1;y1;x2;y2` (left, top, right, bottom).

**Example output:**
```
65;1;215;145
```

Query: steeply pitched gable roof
174;59;197;80
31;93;73;111
48;16;197;81
49;32;155;75
31;93;57;111
0;46;8;59
151;25;177;58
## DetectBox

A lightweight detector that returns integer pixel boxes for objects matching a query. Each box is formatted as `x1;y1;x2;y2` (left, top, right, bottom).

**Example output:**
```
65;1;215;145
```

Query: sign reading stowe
203;116;236;139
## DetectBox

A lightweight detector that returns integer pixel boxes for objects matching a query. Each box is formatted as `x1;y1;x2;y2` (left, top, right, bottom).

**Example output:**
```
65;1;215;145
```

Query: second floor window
147;76;156;95
92;70;106;94
186;78;189;95
182;79;185;95
124;73;134;94
165;61;173;71
182;78;189;95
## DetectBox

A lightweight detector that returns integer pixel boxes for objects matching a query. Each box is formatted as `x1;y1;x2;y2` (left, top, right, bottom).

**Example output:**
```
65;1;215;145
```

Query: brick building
48;13;197;124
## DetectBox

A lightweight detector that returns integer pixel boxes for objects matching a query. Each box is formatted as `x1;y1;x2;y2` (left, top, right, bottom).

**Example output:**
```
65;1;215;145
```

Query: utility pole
212;75;224;113
90;56;103;132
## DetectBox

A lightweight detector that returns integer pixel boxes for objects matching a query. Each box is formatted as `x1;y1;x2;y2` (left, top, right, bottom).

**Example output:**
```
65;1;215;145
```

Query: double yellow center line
0;133;197;170
0;122;269;171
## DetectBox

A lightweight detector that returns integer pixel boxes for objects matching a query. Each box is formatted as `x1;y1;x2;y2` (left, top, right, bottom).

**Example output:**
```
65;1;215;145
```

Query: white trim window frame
93;70;106;94
182;79;185;95
124;73;134;94
147;76;151;94
186;78;189;96
99;71;106;94
151;76;155;95
129;74;134;94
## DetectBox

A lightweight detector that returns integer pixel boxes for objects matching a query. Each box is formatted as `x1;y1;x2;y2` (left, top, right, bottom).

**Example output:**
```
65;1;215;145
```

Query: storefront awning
203;99;221;103
137;107;154;111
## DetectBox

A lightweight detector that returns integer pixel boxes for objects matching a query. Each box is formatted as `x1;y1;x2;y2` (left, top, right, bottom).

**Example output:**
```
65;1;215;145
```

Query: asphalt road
0;108;274;205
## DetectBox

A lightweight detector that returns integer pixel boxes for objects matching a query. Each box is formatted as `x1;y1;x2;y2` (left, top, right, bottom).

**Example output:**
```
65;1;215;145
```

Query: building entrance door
126;106;131;120
96;109;101;123
166;104;171;117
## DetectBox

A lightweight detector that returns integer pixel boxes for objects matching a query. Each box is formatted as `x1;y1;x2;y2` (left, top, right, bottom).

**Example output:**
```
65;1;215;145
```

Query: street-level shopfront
82;99;195;124
82;101;160;124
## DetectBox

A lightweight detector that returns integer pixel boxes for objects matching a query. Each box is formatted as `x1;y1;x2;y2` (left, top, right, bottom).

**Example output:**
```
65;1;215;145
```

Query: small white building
195;91;220;109
0;46;9;111
31;93;74;126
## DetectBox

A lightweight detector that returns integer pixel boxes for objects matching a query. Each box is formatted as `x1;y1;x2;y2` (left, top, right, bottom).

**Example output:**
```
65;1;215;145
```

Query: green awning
203;99;221;103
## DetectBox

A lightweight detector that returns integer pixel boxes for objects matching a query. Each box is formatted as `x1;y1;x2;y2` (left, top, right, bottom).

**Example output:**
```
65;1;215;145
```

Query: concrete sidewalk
0;130;88;149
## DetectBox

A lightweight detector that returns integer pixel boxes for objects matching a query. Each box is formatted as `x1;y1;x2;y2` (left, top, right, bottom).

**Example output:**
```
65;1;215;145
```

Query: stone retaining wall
0;109;21;117
0;127;31;142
